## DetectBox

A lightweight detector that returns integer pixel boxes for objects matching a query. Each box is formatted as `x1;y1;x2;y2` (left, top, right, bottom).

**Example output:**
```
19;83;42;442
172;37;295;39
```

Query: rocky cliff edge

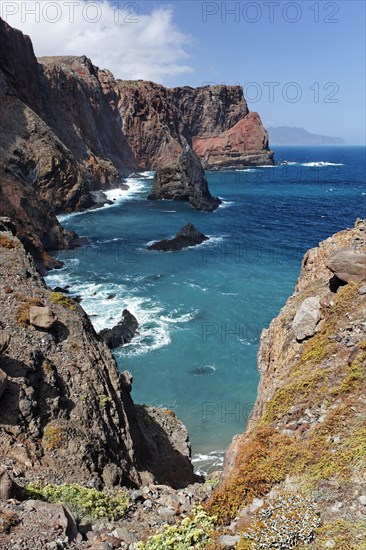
207;220;366;548
0;220;199;493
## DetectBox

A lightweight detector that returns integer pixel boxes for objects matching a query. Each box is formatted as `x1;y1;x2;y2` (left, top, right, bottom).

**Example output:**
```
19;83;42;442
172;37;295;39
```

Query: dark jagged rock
0;231;198;489
99;309;139;349
0;217;16;235
148;149;222;211
148;223;209;252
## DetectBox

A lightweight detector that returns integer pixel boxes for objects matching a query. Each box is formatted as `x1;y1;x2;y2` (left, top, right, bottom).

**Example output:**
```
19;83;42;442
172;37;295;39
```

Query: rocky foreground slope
0;18;272;268
0;219;200;495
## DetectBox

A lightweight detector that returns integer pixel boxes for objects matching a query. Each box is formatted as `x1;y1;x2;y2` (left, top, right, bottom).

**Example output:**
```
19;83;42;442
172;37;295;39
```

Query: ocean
46;146;366;474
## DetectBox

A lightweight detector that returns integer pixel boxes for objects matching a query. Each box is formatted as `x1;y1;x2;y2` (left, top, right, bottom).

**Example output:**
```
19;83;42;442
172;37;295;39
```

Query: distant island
267;126;346;146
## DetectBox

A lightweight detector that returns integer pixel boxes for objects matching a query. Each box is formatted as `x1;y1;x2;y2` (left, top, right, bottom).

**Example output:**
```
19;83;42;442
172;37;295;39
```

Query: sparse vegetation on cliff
49;291;76;310
25;483;129;521
137;507;216;549
207;221;366;548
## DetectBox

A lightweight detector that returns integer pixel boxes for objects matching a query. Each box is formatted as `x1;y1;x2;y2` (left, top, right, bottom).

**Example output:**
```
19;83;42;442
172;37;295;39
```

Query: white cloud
1;0;194;83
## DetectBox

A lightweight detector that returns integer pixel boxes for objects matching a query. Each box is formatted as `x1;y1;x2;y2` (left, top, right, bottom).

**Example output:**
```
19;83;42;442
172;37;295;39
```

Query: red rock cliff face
118;81;273;169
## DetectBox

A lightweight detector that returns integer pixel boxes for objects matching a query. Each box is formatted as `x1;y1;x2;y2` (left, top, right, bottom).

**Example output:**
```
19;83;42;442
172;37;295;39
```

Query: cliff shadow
135;405;203;489
329;275;348;293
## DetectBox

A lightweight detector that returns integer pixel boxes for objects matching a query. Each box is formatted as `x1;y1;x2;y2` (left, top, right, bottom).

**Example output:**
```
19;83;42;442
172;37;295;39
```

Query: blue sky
138;0;366;144
3;0;365;143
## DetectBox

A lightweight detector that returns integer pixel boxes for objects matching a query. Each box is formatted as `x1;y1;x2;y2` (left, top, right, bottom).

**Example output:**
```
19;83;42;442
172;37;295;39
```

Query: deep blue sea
46;146;366;474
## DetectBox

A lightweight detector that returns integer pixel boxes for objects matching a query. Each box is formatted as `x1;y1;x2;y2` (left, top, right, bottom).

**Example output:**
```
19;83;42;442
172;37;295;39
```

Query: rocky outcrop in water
148;149;221;211
148;224;209;251
99;310;139;349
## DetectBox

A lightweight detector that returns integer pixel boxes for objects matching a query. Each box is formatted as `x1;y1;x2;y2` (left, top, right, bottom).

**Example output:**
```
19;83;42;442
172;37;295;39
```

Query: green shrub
137;507;216;549
25;482;129;521
49;291;76;311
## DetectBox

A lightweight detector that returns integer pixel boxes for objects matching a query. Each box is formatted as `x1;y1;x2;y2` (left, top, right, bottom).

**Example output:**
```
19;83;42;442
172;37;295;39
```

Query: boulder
99;309;138;349
292;297;321;341
29;306;57;329
148;223;209;252
148;148;222;212
326;247;366;283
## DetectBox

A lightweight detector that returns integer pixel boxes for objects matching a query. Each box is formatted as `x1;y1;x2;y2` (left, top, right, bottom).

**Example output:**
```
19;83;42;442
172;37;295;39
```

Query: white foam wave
45;267;175;356
139;170;155;178
160;309;198;324
199;235;225;246
47;265;211;357
300;161;344;167
57;181;149;222
192;450;225;475
185;282;208;292
218;200;234;210
236;168;258;172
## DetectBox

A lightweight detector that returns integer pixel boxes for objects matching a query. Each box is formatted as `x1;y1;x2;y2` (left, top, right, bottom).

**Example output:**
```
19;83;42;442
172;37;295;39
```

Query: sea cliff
0;17;272;268
207;219;366;548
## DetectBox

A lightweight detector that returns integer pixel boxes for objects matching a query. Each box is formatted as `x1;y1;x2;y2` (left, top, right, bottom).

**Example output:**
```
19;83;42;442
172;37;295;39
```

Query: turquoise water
46;146;366;473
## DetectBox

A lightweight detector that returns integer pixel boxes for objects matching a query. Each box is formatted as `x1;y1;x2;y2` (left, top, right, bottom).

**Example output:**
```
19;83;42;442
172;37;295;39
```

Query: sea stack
148;223;209;251
148;148;222;212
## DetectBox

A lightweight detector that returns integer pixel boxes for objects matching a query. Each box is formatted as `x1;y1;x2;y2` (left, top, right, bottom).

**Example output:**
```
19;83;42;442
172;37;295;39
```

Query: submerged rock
148;149;222;212
148;223;209;252
99;309;138;349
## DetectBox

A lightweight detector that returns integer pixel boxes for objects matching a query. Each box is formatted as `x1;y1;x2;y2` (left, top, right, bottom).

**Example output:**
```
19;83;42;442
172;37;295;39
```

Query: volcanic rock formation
148;149;221;211
148;224;209;251
0;17;272;267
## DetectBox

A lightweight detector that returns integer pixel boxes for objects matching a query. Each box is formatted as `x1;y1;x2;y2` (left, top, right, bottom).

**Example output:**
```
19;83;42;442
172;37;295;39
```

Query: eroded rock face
0;17;273;263
118;82;274;169
148;223;209;251
213;220;366;547
148;149;221;211
0;231;197;489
